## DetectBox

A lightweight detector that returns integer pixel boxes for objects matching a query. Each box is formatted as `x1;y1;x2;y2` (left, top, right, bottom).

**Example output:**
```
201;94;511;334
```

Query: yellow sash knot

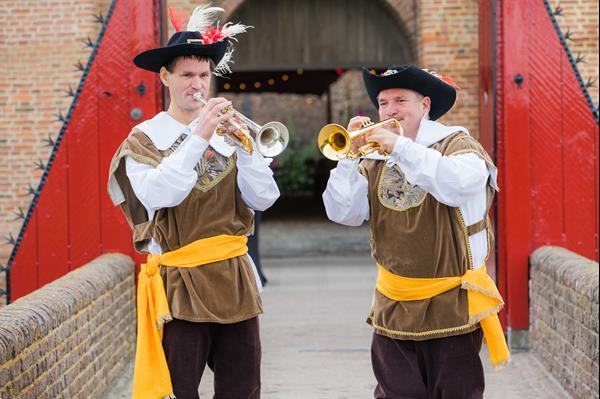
133;235;248;399
376;264;510;368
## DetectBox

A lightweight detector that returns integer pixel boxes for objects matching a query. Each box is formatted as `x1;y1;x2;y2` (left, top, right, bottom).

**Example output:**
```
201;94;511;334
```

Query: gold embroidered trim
461;281;504;301
193;153;235;192
454;208;474;270
357;162;367;178
445;148;483;157
446;148;497;174
368;312;479;339
467;303;504;325
442;133;471;153
157;313;173;329
492;357;511;370
119;150;161;168
376;163;427;212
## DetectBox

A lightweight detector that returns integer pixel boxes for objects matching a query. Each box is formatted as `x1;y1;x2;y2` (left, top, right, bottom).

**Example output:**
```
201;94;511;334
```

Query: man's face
377;88;431;138
160;57;212;113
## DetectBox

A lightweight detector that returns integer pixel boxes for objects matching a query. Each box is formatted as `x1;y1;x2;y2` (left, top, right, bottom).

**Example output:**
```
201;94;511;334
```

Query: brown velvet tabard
109;129;262;323
359;132;496;340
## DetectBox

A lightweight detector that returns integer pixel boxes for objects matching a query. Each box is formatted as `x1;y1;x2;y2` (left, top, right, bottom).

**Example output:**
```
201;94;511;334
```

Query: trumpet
193;93;289;157
317;118;402;161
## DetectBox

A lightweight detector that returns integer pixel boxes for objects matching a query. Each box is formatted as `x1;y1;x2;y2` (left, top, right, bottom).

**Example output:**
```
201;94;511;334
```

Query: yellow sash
133;235;248;399
376;264;510;368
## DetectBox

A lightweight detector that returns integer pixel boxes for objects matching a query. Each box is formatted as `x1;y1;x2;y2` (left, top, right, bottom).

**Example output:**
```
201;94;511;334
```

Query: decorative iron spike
5;233;16;246
564;29;574;42
23;183;37;196
553;4;563;16
575;53;586;64
0;264;5;273
65;85;76;97
12;207;25;221
34;159;46;170
0;288;6;296
43;134;56;147
74;60;85;72
79;37;94;48
93;12;104;23
54;110;65;122
585;77;596;88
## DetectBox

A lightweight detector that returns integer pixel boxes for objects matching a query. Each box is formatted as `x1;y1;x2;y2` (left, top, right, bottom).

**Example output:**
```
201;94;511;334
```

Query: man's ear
159;67;169;87
422;96;432;115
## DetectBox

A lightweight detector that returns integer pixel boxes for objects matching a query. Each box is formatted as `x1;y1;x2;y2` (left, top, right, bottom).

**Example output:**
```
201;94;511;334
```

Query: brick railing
530;246;599;399
0;254;135;399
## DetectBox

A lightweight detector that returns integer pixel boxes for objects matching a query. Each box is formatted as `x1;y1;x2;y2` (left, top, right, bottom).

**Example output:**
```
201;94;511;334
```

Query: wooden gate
6;0;163;302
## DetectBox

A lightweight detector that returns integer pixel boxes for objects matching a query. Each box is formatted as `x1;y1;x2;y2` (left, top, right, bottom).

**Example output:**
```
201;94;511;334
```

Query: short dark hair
164;55;215;73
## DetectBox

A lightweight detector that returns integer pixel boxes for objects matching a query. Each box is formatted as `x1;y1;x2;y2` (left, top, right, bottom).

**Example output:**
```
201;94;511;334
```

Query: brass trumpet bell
317;124;355;161
317;118;402;161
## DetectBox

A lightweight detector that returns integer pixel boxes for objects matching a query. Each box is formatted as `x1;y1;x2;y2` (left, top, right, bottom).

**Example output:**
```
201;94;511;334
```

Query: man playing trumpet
322;65;509;398
107;5;279;398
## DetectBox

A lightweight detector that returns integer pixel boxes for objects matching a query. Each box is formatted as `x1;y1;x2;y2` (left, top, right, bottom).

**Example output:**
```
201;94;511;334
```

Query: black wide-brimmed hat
362;65;459;120
133;31;228;73
133;4;250;75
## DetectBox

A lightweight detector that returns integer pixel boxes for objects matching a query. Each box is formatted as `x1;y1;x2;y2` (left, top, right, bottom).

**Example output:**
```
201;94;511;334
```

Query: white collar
415;118;468;147
364;118;468;162
135;111;235;156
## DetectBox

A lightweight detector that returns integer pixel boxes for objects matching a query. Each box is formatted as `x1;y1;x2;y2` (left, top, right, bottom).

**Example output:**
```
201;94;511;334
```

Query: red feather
168;6;188;32
441;75;461;90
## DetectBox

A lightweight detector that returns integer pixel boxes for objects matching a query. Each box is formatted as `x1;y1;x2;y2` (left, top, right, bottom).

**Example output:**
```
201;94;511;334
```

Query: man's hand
347;116;371;155
193;97;235;140
365;127;400;155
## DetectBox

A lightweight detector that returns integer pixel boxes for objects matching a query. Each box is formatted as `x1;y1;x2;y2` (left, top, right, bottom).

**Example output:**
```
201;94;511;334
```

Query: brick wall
529;246;599;399
548;0;599;108
0;0;112;303
0;253;135;399
418;0;480;132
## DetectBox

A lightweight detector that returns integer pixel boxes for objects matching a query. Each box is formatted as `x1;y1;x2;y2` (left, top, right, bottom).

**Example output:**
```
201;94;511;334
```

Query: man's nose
385;108;400;119
191;76;203;89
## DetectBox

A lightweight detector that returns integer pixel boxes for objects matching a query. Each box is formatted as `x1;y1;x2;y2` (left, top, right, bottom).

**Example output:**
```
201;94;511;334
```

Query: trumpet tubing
192;93;289;157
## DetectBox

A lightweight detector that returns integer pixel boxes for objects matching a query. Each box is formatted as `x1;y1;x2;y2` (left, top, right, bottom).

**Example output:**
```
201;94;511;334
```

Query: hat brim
362;67;456;120
133;41;228;73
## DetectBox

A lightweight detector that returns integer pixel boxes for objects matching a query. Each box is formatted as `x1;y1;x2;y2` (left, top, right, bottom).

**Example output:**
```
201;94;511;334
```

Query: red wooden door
495;0;599;332
7;0;163;302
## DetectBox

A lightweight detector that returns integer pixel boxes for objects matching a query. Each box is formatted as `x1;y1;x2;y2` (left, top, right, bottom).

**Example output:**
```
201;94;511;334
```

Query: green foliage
271;120;319;196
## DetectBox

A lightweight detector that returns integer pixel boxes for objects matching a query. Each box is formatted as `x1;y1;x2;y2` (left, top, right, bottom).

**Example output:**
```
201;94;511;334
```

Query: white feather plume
214;45;235;77
187;4;224;33
220;21;253;40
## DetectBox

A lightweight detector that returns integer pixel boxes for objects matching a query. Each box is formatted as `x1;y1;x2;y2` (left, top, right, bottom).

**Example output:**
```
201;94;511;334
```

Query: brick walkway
106;251;570;398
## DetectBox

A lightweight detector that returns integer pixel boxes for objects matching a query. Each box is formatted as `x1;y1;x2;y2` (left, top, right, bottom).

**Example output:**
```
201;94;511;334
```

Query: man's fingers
204;97;229;113
214;110;235;125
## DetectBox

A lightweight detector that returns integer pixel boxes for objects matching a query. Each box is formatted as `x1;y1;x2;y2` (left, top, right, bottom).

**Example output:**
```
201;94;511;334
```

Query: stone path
106;252;570;398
